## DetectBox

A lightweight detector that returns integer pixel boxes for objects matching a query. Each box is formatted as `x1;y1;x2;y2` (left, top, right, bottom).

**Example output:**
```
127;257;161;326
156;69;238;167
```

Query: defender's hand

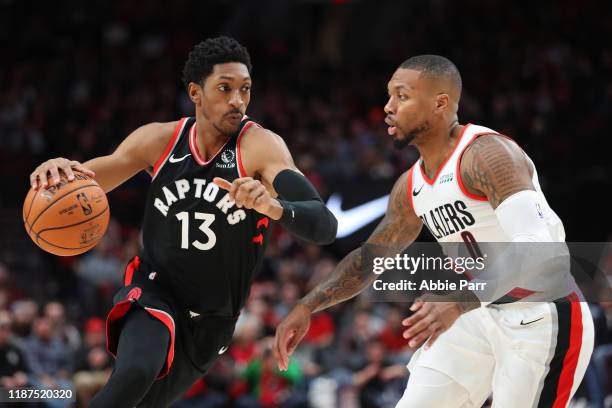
213;177;282;219
402;294;463;350
30;158;95;190
273;303;312;371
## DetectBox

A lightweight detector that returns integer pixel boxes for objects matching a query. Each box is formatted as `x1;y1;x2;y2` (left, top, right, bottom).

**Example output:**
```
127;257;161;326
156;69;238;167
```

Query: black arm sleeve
272;169;338;245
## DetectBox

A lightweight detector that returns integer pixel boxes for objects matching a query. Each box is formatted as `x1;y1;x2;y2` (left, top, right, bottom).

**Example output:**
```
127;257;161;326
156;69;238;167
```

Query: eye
399;94;409;101
218;84;229;92
241;85;251;92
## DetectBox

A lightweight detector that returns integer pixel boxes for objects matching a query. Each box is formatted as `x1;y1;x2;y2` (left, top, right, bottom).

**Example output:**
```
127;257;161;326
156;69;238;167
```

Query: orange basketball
22;172;110;256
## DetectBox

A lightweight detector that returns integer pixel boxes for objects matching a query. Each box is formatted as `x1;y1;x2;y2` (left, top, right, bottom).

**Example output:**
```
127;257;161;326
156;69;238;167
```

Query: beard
213;121;240;137
393;122;430;150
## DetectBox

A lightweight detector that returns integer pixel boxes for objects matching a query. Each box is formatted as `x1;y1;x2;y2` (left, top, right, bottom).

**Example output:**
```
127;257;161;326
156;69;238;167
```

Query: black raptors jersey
139;116;269;317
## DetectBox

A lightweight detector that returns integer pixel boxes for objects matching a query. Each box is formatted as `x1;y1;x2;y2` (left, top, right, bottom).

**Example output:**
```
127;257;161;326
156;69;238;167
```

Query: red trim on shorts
406;165;415;211
105;301;176;380
152;118;187;177
506;287;537;299
552;293;584;408
105;300;133;359
123;256;140;286
144;307;176;379
419;124;471;186
236;121;259;177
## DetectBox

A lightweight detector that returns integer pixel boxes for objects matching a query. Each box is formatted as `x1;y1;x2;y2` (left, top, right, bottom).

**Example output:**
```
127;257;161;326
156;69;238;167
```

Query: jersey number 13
175;211;216;250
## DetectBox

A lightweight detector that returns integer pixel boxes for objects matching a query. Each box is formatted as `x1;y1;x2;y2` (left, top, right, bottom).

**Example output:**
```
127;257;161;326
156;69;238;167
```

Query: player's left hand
213;177;281;218
401;294;463;350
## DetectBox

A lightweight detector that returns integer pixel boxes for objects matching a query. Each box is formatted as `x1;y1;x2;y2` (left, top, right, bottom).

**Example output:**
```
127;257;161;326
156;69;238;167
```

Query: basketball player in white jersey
273;55;594;407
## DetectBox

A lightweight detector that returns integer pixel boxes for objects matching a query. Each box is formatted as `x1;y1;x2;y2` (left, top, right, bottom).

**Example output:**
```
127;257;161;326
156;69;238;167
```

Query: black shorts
106;256;237;406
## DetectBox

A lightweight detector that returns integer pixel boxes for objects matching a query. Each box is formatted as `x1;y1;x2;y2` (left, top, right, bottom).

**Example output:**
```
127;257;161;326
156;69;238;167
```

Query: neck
194;114;231;162
414;120;461;179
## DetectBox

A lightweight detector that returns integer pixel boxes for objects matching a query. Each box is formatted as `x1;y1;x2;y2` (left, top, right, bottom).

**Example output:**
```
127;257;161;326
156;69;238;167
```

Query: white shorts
398;295;594;408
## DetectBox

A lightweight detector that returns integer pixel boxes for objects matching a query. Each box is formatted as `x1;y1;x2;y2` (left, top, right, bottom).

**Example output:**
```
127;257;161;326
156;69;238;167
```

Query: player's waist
129;255;247;318
488;291;578;309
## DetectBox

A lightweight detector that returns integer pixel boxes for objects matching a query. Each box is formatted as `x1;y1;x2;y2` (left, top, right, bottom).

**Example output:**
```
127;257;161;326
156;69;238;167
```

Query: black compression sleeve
272;169;338;244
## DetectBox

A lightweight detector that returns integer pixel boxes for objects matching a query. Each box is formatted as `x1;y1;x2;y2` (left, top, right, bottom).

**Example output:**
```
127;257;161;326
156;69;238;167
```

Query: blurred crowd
1;230;612;407
1;0;611;407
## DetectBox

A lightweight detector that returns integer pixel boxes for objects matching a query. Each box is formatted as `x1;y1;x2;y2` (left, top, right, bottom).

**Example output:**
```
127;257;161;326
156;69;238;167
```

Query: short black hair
400;54;462;95
181;36;252;89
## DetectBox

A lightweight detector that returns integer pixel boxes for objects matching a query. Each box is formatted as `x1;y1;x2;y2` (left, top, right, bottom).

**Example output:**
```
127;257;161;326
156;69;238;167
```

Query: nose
228;90;243;109
384;97;395;115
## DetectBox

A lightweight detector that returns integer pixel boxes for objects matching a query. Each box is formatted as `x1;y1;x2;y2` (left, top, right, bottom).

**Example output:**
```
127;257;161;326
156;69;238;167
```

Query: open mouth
385;117;397;135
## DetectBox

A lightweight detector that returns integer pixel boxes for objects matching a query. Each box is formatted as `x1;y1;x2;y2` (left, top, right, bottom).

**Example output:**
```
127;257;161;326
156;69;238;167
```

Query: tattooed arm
273;171;422;369
459;134;534;208
402;135;547;351
455;133;558;300
301;170;422;313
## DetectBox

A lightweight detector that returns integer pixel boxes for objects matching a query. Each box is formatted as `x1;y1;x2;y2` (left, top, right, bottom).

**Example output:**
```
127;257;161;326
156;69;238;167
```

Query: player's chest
150;167;246;224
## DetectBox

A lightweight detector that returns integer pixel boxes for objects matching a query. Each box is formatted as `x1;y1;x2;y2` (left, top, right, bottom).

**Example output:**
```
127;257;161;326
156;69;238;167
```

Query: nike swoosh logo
189;310;200;319
218;346;228;355
412;185;423;196
520;317;543;325
326;194;389;239
169;153;191;163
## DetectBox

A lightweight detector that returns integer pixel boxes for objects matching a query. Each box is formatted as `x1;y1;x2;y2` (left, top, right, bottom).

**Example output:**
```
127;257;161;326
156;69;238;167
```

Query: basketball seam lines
36;205;109;235
36;206;108;249
36;234;99;250
27;184;100;234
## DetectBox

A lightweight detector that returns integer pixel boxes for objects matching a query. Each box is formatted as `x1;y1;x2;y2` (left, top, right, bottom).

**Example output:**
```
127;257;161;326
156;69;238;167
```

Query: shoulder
137;120;181;147
118;120;181;165
460;133;531;177
239;124;287;153
238;123;297;176
462;133;522;159
459;133;533;208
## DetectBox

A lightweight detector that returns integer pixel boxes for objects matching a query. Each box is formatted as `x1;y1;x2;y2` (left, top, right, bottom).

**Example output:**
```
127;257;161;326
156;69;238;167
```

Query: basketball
22;172;110;256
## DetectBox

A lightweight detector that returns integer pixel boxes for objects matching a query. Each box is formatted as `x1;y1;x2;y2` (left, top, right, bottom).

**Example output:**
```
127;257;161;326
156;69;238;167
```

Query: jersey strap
152;118;190;179
235;119;262;177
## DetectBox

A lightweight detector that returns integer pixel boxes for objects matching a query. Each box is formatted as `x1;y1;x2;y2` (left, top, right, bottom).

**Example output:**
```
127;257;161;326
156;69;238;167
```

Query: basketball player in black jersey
29;36;337;407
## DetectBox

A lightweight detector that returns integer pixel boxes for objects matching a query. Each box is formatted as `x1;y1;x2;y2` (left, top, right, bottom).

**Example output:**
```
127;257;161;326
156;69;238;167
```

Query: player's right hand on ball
273;303;312;371
30;157;95;190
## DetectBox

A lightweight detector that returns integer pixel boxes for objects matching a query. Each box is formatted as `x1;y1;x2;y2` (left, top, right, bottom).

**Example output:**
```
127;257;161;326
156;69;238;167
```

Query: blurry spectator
0;310;29;389
231;315;263;371
10;299;39;341
23;316;73;408
303;311;335;348
72;324;112;407
340;308;380;368
0;1;611;406
377;306;411;359
73;317;110;372
352;339;406;408
44;301;81;352
274;282;301;321
236;338;306;408
75;231;123;286
75;230;123;316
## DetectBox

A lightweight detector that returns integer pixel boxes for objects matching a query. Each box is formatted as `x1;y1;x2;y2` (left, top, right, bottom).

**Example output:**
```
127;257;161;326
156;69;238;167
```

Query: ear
435;93;449;113
188;82;203;106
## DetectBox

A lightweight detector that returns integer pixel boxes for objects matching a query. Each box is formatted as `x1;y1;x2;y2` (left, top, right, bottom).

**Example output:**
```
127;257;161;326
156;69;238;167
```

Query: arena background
1;0;611;407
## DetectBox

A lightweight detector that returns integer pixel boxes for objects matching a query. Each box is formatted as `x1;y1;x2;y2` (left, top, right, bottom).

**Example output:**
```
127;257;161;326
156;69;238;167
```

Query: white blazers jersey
400;125;594;408
408;123;565;243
